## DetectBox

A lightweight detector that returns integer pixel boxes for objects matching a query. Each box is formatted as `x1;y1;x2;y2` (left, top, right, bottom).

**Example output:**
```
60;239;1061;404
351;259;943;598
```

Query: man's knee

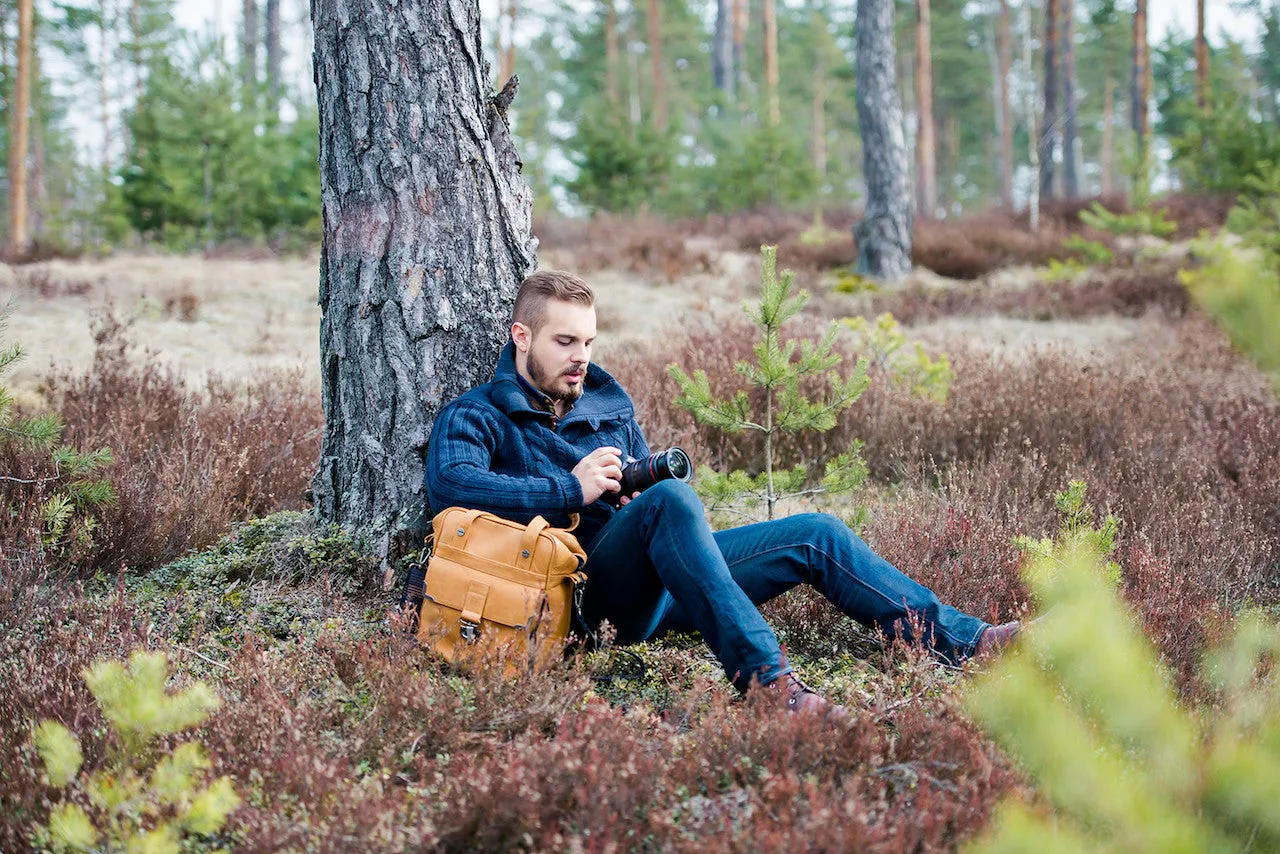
638;478;703;518
799;512;856;548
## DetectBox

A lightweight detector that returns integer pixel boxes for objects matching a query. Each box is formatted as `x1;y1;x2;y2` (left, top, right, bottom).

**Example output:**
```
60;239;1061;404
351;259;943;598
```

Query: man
426;270;1020;717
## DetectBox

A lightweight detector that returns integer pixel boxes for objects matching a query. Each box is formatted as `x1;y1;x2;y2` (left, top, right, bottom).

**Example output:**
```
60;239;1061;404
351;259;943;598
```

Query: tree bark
647;0;667;129
733;0;748;95
1195;0;1208;110
605;0;619;104
914;0;935;217
9;0;32;257
1061;0;1079;197
1040;0;1058;200
1132;0;1148;186
854;0;912;282
99;0;113;171
266;0;282;106
310;0;537;573
997;0;1012;207
242;0;258;90
1100;74;1114;194
713;0;733;95
763;0;779;125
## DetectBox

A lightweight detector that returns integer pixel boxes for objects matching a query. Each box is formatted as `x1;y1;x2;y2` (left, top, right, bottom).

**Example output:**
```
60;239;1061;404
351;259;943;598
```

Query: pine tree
667;246;870;521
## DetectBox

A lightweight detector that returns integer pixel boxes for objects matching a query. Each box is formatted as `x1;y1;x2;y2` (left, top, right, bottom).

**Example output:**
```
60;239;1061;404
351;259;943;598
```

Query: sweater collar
490;341;634;426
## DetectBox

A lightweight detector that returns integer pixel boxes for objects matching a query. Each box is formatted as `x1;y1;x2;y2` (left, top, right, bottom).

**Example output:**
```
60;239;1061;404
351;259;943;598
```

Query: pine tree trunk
914;0;935;217
1195;0;1208;110
812;38;826;182
1040;0;1058;201
311;0;536;572
99;0;113;171
1023;0;1040;229
266;0;282;106
997;0;1012;207
243;0;258;90
764;0;779;125
733;0;748;94
1061;0;1079;198
1100;74;1114;194
1132;0;1148;188
713;0;733;95
8;0;32;257
647;0;667;129
854;0;912;282
605;0;619;104
30;41;44;240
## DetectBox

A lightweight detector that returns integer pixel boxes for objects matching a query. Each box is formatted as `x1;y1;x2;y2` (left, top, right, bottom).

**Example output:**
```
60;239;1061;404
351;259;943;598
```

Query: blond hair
513;270;595;333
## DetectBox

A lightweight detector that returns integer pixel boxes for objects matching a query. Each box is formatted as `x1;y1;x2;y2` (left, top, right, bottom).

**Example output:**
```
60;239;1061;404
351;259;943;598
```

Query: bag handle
516;516;551;571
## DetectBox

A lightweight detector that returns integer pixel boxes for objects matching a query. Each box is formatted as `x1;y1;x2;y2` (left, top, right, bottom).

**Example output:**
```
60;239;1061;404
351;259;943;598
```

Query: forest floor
4;219;1276;851
1;243;1168;399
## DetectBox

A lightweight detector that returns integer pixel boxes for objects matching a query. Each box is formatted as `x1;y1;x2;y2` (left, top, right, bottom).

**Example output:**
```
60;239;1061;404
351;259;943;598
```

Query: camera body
607;447;692;503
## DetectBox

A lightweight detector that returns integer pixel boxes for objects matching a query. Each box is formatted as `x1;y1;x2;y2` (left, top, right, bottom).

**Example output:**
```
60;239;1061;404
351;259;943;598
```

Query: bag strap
516;516;550;572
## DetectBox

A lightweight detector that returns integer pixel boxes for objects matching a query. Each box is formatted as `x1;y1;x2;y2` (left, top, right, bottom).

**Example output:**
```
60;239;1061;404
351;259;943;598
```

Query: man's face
513;299;597;404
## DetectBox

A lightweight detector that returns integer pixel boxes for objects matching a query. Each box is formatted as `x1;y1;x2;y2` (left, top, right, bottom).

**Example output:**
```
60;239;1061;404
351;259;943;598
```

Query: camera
608;447;692;503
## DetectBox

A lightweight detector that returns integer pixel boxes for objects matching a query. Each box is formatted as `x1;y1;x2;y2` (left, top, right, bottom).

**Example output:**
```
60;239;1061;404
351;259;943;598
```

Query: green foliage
668;245;870;519
566;107;674;214
841;313;954;404
1168;95;1280;194
1225;161;1280;265
0;312;115;555
1012;480;1121;590
32;651;240;853
1078;201;1177;238
1060;233;1115;265
1179;239;1280;392
966;539;1280;852
698;121;819;213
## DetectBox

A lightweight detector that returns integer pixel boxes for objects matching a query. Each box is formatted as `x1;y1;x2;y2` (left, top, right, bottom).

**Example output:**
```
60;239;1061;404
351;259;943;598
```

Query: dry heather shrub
869;263;1190;325
569;215;717;282
44;311;322;572
913;213;1071;279
1151;192;1235;239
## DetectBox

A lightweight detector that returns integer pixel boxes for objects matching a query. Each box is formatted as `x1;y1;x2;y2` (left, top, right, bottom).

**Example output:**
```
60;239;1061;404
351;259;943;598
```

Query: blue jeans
581;480;989;691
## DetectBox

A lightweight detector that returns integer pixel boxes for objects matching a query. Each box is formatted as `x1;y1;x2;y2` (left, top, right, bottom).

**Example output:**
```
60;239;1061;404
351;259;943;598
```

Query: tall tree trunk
1023;0;1039;229
763;0;779;125
30;42;44;241
1040;0;1059;201
605;0;619;104
1195;0;1208;110
812;32;826;182
499;0;518;84
854;0;912;282
713;0;733;95
733;0;748;94
311;0;536;572
1061;0;1079;198
914;0;936;217
99;0;113;171
647;0;667;129
1100;74;1114;194
997;0;1012;207
1132;0;1148;196
266;0;282;107
242;0;258;91
131;0;143;102
9;0;32;257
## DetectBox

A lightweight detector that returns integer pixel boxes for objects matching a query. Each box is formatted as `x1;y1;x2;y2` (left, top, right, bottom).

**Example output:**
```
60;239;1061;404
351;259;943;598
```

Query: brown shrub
1152;192;1236;240
566;215;718;283
913;212;1072;279
43;310;322;572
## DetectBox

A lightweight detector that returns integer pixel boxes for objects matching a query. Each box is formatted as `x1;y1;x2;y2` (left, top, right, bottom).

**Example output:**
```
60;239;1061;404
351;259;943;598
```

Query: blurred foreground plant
965;525;1280;851
31;650;240;853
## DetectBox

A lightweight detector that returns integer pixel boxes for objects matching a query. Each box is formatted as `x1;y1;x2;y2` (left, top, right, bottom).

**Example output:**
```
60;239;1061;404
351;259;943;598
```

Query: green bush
1224;160;1280;266
965;529;1280;851
1179;241;1280;391
1170;97;1280;194
1078;202;1177;238
31;651;240;853
566;105;674;214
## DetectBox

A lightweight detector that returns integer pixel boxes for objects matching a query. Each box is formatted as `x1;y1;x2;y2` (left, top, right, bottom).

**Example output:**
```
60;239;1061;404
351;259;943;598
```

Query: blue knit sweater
424;342;651;547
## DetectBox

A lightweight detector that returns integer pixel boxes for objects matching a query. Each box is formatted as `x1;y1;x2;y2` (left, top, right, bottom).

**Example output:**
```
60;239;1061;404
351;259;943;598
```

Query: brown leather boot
975;620;1021;657
765;673;850;722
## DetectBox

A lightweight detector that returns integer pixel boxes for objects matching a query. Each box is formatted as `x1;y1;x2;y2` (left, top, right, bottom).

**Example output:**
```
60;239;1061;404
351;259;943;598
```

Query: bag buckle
459;619;480;643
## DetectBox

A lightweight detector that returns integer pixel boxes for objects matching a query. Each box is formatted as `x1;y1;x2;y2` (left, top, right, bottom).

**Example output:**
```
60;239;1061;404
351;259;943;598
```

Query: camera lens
664;448;691;481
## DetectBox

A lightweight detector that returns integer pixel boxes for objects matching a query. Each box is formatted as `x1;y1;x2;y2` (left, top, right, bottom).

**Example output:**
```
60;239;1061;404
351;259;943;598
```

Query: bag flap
424;555;549;629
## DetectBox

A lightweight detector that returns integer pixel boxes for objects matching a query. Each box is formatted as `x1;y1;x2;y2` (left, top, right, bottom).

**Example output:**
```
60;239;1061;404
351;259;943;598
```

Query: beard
527;348;585;403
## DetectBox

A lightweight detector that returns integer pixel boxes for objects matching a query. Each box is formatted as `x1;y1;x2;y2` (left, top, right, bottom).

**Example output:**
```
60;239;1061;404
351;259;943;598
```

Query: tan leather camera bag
415;506;588;672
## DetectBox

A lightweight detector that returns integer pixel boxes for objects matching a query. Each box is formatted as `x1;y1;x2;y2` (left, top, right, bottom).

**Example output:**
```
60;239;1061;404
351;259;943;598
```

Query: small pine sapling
840;312;954;404
1;310;115;555
667;245;871;521
1078;201;1177;238
1013;479;1122;589
31;651;240;853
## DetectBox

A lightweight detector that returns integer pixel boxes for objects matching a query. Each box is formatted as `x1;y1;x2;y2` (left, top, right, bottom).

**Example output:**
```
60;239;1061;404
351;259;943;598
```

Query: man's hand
572;446;623;505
